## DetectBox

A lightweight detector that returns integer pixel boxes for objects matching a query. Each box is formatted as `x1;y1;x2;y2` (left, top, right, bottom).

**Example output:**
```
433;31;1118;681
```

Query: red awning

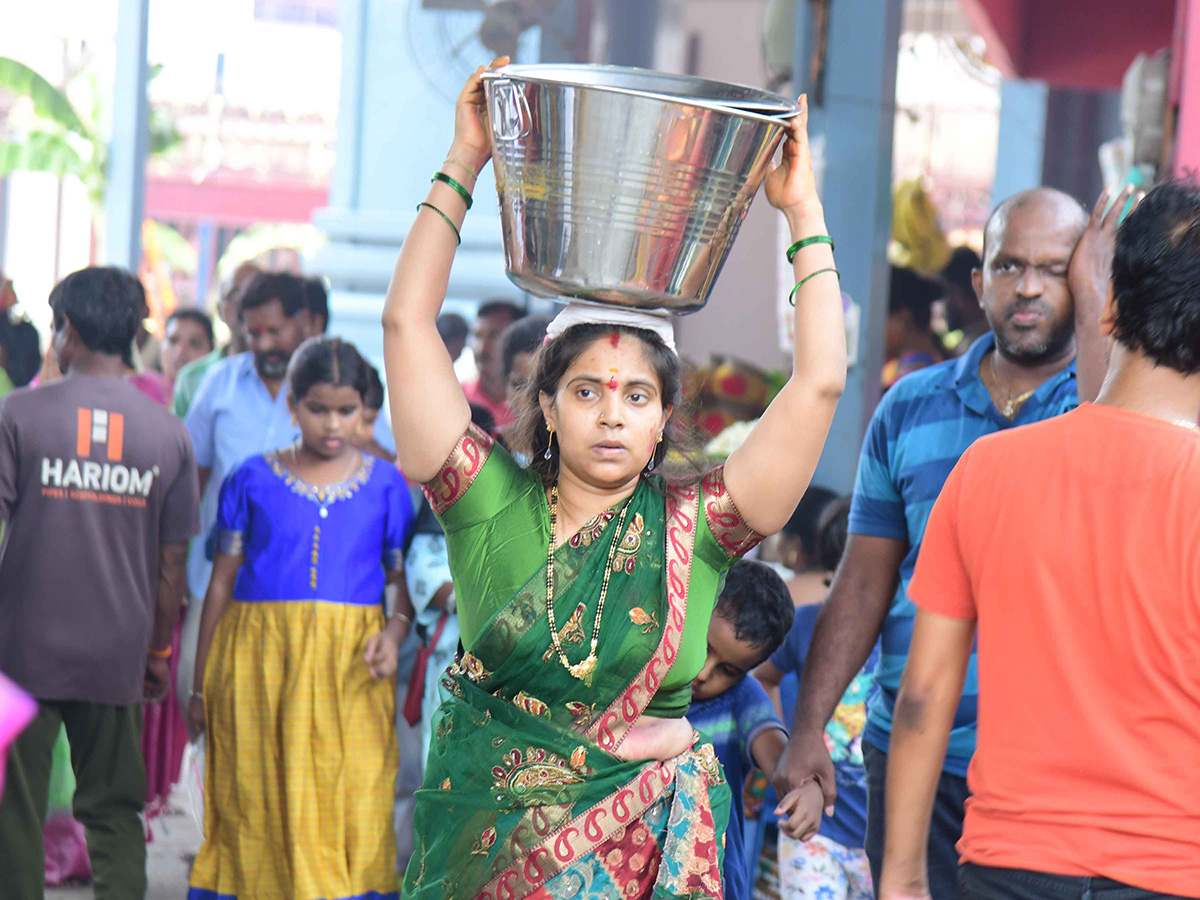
144;173;328;227
959;0;1177;90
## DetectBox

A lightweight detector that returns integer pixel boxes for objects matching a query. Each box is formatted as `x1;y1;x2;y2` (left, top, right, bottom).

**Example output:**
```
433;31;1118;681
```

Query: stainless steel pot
482;64;798;313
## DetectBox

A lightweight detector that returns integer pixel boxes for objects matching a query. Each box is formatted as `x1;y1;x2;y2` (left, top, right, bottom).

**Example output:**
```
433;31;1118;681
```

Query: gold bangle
442;158;478;181
391;612;412;626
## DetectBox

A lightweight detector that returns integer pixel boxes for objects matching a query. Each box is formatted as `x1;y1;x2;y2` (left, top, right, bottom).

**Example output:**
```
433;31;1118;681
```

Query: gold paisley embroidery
611;512;645;575
628;606;659;634
470;827;497;857
491;747;585;807
512;691;550;719
568;510;616;548
565;701;597;729
451;651;491;684
569;745;587;770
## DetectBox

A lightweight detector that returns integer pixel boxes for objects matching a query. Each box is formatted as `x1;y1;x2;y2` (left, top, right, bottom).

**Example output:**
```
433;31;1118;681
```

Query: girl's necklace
545;484;632;685
289;444;361;517
990;353;1037;419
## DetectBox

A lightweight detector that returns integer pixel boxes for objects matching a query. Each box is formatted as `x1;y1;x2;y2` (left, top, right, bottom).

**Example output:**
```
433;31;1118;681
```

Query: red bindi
609;331;620;348
606;378;619;391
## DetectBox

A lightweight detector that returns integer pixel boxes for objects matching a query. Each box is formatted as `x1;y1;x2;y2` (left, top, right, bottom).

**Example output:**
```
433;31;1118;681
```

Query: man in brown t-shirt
0;267;199;900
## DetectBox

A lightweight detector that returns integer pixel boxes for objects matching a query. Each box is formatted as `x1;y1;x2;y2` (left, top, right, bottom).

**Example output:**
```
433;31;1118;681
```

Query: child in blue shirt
688;559;823;900
757;497;877;900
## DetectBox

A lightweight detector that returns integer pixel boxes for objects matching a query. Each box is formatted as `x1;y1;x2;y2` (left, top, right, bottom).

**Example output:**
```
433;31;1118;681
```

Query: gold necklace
545;485;632;685
990;353;1037;419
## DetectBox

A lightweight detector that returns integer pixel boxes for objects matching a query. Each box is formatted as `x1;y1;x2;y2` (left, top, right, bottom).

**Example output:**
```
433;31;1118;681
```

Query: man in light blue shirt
176;272;395;714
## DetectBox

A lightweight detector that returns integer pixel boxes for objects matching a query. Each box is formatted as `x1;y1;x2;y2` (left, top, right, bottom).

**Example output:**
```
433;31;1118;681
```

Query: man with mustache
175;272;394;714
771;187;1095;899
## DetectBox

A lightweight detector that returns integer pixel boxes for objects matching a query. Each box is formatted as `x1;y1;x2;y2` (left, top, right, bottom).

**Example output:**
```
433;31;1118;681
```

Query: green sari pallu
404;474;731;900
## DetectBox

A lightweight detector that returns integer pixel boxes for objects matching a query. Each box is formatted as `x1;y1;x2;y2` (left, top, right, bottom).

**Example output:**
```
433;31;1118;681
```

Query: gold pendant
567;654;596;687
1003;400;1015;417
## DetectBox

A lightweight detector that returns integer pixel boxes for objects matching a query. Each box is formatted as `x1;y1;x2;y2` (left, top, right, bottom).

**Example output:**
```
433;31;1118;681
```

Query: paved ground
46;785;203;900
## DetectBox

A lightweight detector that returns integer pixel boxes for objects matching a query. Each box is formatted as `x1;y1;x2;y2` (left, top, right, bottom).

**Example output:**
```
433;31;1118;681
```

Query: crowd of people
0;59;1198;900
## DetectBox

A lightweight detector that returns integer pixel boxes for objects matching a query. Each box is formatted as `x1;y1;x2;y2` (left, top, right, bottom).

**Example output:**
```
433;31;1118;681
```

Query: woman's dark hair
714;559;794;665
238;272;309;320
363;362;385;411
305;276;330;332
48;266;142;358
814;495;852;573
286;335;371;403
780;485;838;559
166;308;215;353
500;314;552;379
1111;178;1200;374
940;246;980;295
512;323;693;485
0;315;42;386
888;266;942;331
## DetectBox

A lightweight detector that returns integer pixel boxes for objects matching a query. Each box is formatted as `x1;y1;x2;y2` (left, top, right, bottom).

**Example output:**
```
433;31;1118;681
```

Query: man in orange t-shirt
878;179;1200;900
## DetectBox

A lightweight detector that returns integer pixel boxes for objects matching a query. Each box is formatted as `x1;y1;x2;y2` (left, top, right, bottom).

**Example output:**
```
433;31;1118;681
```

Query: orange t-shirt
910;403;1200;895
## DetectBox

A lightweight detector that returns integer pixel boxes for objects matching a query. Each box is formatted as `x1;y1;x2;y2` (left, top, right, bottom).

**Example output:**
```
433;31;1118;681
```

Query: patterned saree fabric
405;426;763;900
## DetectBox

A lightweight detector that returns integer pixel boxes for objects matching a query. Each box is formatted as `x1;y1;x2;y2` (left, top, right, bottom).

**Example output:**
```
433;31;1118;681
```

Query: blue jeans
958;863;1198;900
863;741;968;900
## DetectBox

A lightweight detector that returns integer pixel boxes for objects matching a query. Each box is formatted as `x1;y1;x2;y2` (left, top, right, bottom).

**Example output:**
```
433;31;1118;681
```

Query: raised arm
724;97;847;536
382;58;508;483
1068;184;1137;404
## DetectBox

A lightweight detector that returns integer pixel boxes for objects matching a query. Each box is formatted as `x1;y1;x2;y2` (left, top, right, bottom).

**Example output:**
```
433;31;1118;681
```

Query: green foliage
0;57;90;138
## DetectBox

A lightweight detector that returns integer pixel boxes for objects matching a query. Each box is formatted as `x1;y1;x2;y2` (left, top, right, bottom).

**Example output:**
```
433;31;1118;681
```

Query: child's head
286;336;371;460
692;559;793;701
356;362;385;445
814;495;851;574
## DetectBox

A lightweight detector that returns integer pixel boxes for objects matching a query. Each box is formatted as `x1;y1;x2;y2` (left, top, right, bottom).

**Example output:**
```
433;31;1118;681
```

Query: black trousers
959;863;1199;900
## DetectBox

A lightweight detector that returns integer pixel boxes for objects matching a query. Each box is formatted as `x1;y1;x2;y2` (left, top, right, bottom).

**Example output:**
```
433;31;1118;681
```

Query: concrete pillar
991;78;1048;209
803;0;903;494
104;0;150;271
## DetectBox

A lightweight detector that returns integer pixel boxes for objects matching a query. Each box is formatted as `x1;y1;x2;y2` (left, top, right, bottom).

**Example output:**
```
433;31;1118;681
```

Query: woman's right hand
450;56;510;176
187;695;207;738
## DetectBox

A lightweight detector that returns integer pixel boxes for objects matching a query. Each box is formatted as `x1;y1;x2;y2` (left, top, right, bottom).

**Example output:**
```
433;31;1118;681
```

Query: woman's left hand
364;620;407;680
763;95;821;217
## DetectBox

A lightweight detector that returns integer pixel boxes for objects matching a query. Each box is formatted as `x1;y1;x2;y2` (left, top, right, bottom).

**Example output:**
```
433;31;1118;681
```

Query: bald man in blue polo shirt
772;187;1100;899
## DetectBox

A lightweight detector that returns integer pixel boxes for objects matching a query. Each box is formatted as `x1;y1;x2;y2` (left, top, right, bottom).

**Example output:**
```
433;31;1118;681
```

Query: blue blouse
215;451;415;605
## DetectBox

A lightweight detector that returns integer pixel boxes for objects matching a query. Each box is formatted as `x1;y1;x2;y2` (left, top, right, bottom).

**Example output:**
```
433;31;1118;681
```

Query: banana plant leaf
0;57;91;138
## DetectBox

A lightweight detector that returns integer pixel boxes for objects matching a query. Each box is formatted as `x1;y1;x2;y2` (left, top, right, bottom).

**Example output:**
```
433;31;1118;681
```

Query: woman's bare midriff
614;714;694;762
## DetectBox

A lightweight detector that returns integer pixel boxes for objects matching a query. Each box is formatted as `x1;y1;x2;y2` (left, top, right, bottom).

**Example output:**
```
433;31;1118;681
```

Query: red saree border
422;423;495;516
586;481;700;754
474;758;679;900
701;467;765;558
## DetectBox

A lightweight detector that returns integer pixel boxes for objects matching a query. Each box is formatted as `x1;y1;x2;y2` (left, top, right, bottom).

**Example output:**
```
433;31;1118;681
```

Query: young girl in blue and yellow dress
186;336;416;900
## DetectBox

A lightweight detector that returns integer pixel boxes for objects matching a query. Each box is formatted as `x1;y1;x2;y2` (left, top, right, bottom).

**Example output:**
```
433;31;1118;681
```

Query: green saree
405;425;763;900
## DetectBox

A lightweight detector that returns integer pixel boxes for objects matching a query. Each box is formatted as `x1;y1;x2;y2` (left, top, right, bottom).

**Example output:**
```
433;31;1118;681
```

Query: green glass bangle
416;202;461;246
789;267;840;306
432;171;473;209
786;234;835;264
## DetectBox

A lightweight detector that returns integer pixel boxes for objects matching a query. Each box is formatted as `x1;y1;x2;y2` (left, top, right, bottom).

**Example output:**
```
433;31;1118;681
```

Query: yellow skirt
189;600;398;900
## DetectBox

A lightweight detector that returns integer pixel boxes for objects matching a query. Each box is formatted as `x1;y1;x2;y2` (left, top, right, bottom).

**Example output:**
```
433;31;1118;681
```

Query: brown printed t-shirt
0;375;200;705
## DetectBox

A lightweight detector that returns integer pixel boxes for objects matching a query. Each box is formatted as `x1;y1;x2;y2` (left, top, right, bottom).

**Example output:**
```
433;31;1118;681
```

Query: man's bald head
982;188;1088;263
974;188;1088;366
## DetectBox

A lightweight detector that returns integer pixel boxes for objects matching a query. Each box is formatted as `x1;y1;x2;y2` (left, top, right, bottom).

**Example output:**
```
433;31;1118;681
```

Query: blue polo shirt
849;333;1076;775
184;352;395;599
